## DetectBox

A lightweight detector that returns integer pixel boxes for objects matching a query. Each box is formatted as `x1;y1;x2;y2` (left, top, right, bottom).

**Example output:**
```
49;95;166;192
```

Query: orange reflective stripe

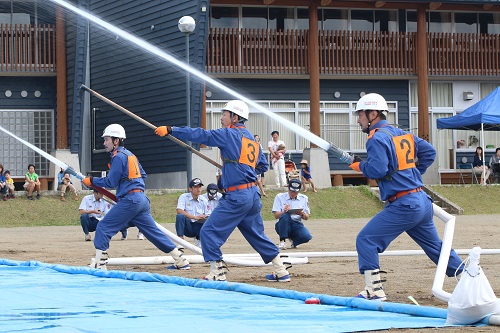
127;155;141;179
239;136;259;168
367;129;377;139
392;134;416;170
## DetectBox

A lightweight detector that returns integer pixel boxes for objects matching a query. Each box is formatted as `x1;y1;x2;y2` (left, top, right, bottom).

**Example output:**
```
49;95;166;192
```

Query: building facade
1;0;499;188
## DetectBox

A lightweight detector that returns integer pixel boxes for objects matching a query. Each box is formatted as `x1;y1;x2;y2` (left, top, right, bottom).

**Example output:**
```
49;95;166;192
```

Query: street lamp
178;15;196;184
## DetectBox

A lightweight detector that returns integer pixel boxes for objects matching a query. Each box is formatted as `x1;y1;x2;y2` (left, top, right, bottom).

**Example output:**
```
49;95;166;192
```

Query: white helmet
102;124;126;139
222;100;249;120
355;93;388;112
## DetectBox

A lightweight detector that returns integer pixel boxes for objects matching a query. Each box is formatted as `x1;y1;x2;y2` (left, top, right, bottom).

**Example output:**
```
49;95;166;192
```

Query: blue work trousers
275;213;312;246
81;214;131;237
94;192;176;253
80;214;99;234
175;214;203;239
200;186;279;263
356;190;463;277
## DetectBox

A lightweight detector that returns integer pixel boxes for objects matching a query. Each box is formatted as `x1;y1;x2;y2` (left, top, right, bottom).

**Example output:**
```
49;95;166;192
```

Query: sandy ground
1;215;499;332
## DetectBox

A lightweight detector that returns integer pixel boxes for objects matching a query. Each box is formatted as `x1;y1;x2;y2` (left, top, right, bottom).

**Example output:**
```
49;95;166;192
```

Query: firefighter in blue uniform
155;100;290;282
82;124;189;270
350;93;463;301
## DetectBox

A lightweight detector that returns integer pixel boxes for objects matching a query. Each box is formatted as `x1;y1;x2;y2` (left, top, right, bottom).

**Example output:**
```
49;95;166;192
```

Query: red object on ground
305;297;320;304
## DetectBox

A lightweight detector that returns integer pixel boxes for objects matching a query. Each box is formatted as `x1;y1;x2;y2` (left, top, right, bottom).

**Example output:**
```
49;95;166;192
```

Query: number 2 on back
392;134;416;170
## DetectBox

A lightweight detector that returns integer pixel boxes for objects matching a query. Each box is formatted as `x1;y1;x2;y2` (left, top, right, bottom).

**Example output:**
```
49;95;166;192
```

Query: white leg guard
265;255;291;282
271;255;289;278
358;269;387;301
204;260;228;281
89;250;108;270
168;248;190;269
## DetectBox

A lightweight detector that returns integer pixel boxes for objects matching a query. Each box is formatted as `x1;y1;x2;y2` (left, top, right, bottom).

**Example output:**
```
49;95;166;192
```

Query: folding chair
458;163;472;184
471;163;481;184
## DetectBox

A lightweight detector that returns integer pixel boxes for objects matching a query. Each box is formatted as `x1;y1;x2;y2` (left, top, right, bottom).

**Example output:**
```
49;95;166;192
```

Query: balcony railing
0;24;56;73
206;28;500;77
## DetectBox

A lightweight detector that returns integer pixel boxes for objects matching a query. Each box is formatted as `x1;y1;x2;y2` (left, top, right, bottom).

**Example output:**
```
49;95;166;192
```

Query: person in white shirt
202;183;222;211
79;189;143;241
79;190;113;242
271;179;312;250
268;130;287;187
176;178;211;248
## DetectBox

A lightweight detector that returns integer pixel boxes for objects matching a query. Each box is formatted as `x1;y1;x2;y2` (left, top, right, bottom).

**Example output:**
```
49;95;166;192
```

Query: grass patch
1;186;383;228
429;184;500;215
1;185;497;228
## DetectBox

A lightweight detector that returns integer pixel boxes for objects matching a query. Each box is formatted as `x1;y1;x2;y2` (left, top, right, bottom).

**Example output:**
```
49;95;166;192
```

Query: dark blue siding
87;0;208;174
0;77;56;109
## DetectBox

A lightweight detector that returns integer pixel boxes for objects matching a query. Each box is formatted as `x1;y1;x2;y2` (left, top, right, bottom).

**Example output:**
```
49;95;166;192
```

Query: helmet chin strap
363;110;379;134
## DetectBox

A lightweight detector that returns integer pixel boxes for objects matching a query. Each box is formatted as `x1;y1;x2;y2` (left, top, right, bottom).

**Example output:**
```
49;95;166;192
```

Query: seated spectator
79;189;113;241
24;164;41;200
271;179;312;250
202;183;222;211
176;178;210;248
79;189;143;241
0;164;7;201
58;168;79;201
299;159;317;193
4;170;15;199
490;148;500;183
473;146;490;185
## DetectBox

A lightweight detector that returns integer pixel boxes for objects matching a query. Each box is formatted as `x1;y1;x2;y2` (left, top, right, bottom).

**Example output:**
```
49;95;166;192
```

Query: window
429;12;452;33
269;7;295;30
297;8;309;30
431;83;453;108
351;10;374;31
211;6;238;29
210;6;398;33
242;7;268;29
406;11;417;33
479;13;500;34
0;109;54;177
321;9;348;30
455;12;478;33
375;10;398;32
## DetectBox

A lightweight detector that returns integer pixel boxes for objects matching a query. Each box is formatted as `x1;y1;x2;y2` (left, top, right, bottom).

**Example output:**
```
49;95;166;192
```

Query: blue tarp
0;259;484;333
437;86;500;131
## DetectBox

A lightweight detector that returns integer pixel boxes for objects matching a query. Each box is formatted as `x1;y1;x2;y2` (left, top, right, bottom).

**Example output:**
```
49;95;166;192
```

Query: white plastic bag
446;247;500;325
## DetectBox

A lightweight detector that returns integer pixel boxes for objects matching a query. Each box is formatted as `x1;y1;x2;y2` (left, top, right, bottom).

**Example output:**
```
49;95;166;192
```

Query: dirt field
1;215;499;332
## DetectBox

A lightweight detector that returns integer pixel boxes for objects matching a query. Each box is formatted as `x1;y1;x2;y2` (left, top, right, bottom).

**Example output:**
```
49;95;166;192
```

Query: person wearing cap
176;178;211;248
154;100;291;283
350;93;462;301
202;183;223;211
299;159;317;193
271;179;312;250
82;124;189;271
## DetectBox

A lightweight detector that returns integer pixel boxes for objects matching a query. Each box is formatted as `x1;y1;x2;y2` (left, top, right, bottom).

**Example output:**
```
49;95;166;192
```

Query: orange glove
154;126;171;137
349;162;361;172
349;155;362;172
82;176;93;187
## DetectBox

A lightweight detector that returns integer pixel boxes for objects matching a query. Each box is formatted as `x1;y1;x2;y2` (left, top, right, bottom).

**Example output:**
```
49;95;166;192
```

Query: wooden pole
55;7;68;149
308;0;320;148
417;5;430;142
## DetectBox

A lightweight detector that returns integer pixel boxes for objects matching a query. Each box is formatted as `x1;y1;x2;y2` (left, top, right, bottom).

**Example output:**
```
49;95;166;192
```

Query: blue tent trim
437;86;500;131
